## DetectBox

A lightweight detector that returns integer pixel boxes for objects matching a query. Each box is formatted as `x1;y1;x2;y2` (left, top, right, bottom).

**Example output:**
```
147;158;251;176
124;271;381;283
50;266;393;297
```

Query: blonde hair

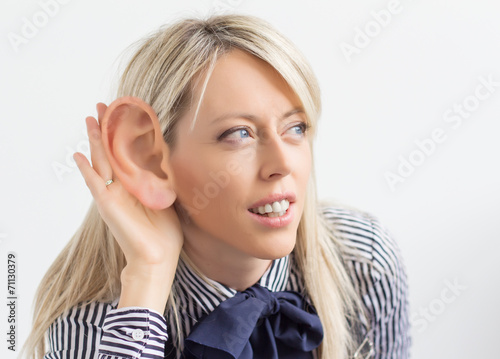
22;14;366;359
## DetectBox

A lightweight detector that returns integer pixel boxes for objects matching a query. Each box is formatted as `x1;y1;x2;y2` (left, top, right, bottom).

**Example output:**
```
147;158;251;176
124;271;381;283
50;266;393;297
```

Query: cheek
171;152;246;218
171;157;211;215
298;146;312;183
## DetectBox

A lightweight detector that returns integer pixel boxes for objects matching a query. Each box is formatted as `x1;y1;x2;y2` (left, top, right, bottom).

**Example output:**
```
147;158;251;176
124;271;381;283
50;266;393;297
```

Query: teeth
272;202;281;212
266;211;286;218
251;199;290;215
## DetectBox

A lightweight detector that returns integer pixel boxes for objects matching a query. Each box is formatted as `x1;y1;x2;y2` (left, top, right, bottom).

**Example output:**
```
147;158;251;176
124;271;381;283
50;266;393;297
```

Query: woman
23;14;410;359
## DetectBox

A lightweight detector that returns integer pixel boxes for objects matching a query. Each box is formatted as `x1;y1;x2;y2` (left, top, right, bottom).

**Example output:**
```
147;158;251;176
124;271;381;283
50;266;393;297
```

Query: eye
286;122;309;136
218;127;252;142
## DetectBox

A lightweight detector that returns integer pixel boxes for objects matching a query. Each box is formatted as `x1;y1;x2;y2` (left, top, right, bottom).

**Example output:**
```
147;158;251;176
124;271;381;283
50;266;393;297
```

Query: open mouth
248;199;290;218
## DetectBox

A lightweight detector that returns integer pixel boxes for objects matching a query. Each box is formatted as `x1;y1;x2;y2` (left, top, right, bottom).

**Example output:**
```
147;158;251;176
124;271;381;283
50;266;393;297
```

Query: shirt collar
175;255;291;314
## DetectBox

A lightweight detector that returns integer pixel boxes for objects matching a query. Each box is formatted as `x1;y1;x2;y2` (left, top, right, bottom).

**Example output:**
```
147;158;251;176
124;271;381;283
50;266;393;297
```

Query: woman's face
169;49;312;262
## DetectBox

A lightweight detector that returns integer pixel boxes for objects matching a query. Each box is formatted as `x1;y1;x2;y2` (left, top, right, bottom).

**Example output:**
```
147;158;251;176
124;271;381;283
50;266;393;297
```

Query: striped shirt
44;205;411;358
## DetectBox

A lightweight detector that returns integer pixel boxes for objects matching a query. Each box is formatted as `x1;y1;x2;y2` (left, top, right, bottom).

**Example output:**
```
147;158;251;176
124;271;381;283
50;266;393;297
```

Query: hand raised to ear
73;97;183;314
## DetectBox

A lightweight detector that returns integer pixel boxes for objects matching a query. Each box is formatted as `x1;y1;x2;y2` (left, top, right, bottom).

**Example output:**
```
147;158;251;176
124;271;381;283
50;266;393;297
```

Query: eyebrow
210;107;305;125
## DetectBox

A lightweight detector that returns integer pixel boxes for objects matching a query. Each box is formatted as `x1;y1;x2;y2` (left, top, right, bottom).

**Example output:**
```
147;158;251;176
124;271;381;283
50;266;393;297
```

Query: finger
96;102;108;125
86;115;113;180
73;152;108;199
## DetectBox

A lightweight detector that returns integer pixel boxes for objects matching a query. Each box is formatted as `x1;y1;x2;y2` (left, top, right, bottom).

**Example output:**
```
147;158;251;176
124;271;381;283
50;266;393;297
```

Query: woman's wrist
118;262;178;314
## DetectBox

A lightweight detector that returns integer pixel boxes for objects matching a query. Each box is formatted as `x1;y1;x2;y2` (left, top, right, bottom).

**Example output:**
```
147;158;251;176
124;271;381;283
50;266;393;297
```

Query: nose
258;129;292;180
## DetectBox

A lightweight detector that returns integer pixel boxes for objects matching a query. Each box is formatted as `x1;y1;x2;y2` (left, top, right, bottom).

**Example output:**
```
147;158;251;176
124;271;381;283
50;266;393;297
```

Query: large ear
100;96;176;210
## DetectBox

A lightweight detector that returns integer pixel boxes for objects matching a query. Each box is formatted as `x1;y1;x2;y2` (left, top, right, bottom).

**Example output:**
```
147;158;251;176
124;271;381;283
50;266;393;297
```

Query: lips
247;200;295;228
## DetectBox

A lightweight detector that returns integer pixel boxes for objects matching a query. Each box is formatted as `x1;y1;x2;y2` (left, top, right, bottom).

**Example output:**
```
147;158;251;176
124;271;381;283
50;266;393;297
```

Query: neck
182;234;272;292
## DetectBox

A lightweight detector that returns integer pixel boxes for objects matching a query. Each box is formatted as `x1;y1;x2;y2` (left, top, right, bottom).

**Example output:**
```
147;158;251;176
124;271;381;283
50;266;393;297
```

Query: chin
251;237;297;260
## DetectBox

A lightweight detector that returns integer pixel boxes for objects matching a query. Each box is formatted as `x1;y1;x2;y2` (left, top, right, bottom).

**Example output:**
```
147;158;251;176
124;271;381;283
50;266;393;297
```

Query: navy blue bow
182;283;324;359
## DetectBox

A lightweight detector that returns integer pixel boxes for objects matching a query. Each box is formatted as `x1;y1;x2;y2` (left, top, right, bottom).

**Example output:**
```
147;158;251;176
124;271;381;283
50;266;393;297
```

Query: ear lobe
100;96;176;210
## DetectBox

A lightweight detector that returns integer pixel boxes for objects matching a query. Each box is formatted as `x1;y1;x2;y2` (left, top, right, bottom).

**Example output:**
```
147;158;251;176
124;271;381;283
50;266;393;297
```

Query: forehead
188;49;301;128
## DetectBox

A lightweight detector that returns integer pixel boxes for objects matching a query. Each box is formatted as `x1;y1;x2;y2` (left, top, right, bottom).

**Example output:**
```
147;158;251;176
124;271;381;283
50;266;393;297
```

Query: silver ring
105;179;114;186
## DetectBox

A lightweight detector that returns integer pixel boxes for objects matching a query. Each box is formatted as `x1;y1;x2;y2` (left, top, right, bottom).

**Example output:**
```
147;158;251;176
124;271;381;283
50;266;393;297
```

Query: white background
1;0;499;358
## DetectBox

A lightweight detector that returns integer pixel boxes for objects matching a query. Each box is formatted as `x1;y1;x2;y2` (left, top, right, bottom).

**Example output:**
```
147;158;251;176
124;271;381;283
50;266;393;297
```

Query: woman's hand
73;102;183;313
